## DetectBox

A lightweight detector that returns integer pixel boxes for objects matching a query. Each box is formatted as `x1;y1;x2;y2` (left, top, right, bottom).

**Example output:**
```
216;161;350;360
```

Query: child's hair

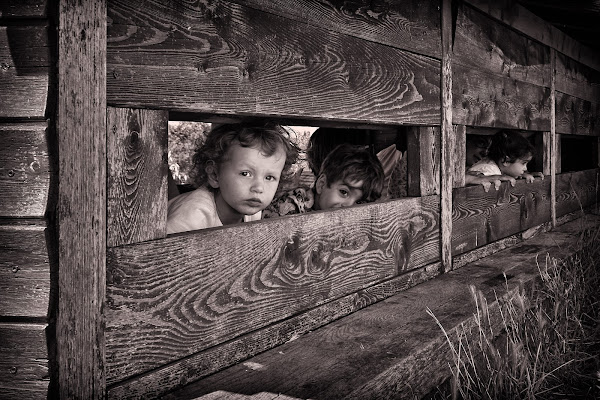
306;127;372;174
319;143;385;203
192;122;299;187
487;130;534;164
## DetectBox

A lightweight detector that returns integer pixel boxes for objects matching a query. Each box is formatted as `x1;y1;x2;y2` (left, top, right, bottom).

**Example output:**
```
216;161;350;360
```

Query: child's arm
519;172;544;183
465;171;516;192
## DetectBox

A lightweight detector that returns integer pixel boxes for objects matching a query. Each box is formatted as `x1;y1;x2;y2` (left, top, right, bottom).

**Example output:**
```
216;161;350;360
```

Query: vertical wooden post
550;48;557;227
453;125;466;188
542;132;552;176
107;107;169;247
407;126;440;196
57;0;106;398
441;0;454;271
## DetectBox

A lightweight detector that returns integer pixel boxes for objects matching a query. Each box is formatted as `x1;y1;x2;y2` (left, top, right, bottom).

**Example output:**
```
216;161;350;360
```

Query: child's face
500;155;532;178
210;143;286;224
314;175;364;210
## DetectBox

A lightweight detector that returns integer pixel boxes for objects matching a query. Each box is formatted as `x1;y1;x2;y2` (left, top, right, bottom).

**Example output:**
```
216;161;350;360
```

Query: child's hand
466;174;512;192
520;172;544;183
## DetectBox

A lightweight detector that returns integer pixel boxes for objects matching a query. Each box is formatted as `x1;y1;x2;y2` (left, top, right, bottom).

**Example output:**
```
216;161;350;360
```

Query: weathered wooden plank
107;107;168;247
555;52;600;104
0;25;51;70
542;132;552;177
57;0;106;398
452;179;551;255
453;125;466;188
555;169;599;218
0;323;48;399
107;0;441;124
0;219;49;318
555;91;600;136
164;215;600;400
440;0;453;272
0;1;48;18
0;67;48;119
407;127;440;196
453;65;551;130
237;0;441;58
0;122;50;218
464;0;600;72
454;3;551;88
107;261;443;398
105;196;440;383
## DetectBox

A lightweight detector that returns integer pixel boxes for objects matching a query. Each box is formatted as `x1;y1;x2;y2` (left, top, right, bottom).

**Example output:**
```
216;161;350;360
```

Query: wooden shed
1;0;599;398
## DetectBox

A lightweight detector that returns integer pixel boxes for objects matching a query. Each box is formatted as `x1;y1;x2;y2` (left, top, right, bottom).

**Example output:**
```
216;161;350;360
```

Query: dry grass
428;222;600;400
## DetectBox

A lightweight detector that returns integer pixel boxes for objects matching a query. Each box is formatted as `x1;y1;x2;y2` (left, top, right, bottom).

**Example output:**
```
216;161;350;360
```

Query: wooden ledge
165;214;600;400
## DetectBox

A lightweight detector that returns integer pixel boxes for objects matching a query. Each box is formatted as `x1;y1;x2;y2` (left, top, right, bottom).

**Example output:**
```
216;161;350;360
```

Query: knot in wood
9;366;17;374
12;266;20;273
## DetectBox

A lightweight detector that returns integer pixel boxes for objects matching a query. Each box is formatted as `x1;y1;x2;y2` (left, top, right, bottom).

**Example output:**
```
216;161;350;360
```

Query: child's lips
245;198;263;207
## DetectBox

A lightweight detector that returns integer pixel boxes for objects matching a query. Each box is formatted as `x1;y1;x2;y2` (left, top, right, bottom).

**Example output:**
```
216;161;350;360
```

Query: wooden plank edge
106;261;444;398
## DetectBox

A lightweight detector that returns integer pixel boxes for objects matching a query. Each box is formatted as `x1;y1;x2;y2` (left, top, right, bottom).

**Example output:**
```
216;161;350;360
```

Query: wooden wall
0;0;598;399
0;1;54;398
99;1;600;399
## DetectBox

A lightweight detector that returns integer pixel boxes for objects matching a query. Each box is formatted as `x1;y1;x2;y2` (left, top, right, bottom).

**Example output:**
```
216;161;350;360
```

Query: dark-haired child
467;130;543;191
263;143;384;217
167;123;299;233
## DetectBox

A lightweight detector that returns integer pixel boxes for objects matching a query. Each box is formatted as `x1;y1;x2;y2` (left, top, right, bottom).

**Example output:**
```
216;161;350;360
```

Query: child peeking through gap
263;143;385;218
167;122;299;234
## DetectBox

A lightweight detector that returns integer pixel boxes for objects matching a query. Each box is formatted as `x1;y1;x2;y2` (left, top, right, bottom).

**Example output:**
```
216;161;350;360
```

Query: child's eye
339;189;349;197
240;171;251;177
265;175;278;182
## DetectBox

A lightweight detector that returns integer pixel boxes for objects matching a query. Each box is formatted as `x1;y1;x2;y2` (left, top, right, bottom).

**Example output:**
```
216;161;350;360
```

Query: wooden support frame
57;0;107;398
407;126;441;196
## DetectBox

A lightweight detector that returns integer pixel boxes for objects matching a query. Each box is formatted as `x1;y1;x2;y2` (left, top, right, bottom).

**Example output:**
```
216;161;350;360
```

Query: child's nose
251;179;263;193
341;199;355;207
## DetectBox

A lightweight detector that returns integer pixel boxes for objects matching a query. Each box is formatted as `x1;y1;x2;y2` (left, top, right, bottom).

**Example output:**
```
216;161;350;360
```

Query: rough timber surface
165;214;600;400
105;196;440;384
107;0;441;124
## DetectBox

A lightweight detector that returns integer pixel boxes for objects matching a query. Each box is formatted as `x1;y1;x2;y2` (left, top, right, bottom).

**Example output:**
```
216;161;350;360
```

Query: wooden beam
453;125;466;188
551;49;557;226
57;0;106;398
107;107;168;247
407;127;440;196
105;196;440;383
441;0;453;272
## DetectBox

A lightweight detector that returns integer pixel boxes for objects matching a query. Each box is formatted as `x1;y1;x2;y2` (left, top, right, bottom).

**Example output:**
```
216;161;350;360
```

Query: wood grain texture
105;196;440;383
57;0;107;398
107;0;441;124
0;122;50;218
440;0;453;272
0;323;49;399
107;107;168;247
407;126;440;196
107;261;443;398
0;1;48;18
464;0;600;72
453;125;466;188
0;219;49;318
453;65;551;130
0;25;51;70
0;67;48;119
164;215;600;400
454;3;551;88
542;132;552;176
555;52;600;104
452;179;551;256
555;169;599;218
238;0;441;59
555;91;600;136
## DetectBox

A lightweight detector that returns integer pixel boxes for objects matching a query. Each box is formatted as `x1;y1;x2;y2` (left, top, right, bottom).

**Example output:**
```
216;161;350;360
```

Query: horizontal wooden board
555;91;600;136
239;0;441;59
555;52;600;104
107;0;441;124
0;122;50;217
452;65;551;130
464;0;600;72
555;169;599;218
0;67;49;119
107;261;443;397
0;1;48;18
105;196;440;382
0;322;49;399
454;3;550;88
0;25;51;70
452;178;551;255
0;219;50;318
